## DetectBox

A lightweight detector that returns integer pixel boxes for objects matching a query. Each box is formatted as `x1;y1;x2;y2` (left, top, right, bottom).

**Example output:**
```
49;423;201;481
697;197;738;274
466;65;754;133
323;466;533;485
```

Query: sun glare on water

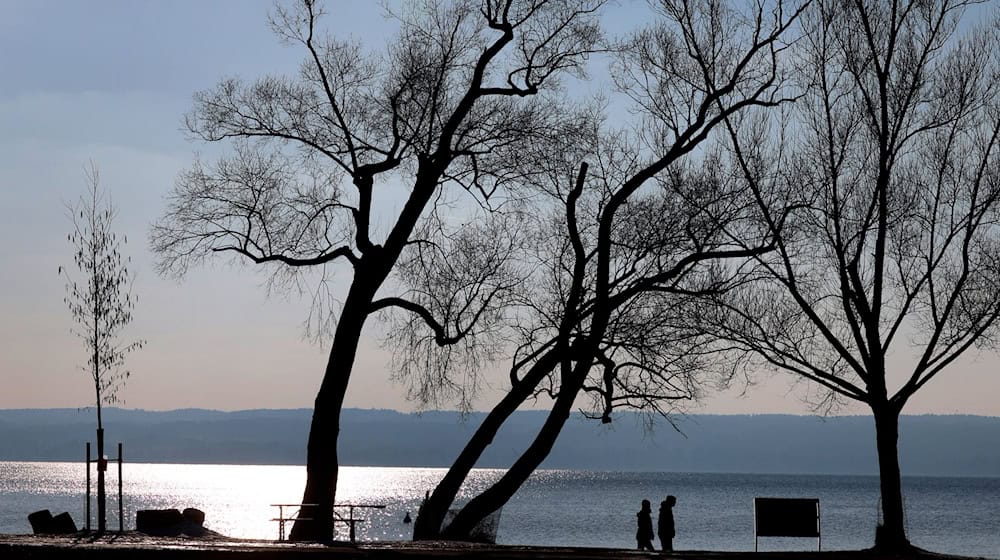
118;464;500;540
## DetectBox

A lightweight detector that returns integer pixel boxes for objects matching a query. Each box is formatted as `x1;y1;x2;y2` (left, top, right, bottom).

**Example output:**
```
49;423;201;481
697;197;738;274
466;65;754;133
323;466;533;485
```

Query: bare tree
406;0;805;539
60;163;144;534
705;0;1000;551
151;0;603;541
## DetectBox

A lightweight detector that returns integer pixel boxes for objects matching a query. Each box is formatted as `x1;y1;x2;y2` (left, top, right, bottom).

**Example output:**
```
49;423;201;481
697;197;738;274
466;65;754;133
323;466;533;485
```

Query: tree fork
413;352;557;540
441;370;585;539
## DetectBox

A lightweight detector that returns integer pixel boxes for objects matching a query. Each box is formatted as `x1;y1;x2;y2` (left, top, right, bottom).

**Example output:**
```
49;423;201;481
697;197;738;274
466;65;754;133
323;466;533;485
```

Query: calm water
1;462;997;557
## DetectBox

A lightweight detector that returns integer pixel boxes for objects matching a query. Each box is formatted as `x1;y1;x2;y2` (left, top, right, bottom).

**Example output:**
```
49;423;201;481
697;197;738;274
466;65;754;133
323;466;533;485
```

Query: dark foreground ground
0;534;991;560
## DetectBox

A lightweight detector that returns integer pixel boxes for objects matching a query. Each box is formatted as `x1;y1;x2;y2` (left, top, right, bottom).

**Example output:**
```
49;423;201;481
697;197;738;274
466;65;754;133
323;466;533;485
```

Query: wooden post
817;500;822;552
85;442;91;532
118;442;124;533
348;505;356;543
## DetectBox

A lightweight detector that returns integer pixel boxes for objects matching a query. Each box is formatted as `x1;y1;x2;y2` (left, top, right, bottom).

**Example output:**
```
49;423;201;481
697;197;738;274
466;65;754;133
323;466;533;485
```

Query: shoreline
0;533;993;560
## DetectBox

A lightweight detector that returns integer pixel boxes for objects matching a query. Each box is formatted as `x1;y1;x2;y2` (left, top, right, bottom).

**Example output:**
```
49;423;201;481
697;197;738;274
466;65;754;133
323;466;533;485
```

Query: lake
1;462;997;558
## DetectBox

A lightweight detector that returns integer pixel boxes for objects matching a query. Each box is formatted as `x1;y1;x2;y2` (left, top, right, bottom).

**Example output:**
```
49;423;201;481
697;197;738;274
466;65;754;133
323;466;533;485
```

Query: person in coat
636;499;655;551
658;495;677;551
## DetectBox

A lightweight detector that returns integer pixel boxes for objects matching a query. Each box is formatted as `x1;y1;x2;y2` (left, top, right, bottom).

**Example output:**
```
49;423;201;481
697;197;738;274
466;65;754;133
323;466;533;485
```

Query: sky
1;1;998;417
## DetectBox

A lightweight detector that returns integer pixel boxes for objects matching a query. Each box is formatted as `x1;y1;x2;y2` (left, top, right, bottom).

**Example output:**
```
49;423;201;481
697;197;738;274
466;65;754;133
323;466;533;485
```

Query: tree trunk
413;351;558;540
872;405;911;552
288;272;379;541
441;369;585;539
286;391;343;541
96;427;106;534
95;315;104;534
282;169;443;541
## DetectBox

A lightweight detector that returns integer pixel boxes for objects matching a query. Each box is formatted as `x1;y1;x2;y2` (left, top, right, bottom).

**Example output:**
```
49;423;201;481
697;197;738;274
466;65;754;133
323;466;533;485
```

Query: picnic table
270;503;387;542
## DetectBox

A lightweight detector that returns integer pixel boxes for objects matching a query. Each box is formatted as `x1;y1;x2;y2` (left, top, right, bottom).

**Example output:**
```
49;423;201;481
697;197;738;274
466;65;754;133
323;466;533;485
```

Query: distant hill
0;408;997;477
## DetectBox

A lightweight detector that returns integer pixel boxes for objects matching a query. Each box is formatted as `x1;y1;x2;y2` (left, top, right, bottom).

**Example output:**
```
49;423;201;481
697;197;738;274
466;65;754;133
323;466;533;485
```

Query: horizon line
0;406;997;420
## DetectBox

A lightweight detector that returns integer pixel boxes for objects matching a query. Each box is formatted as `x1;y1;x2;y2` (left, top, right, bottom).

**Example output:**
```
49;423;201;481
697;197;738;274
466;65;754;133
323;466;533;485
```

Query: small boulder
28;510;54;535
51;512;78;534
136;509;184;536
182;508;205;527
182;508;206;536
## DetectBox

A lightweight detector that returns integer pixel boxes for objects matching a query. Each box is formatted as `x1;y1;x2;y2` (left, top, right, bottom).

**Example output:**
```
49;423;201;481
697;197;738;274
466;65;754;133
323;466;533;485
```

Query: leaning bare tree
706;0;1000;551
151;0;603;541
406;0;805;539
60;163;144;534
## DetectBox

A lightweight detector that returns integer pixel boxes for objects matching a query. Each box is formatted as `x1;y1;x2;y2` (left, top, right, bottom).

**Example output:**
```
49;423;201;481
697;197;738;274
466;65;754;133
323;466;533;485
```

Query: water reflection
0;462;502;541
1;462;998;559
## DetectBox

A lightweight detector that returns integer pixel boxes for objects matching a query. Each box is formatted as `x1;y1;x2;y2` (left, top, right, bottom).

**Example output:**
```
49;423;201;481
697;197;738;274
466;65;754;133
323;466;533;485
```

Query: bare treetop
700;1;1000;550
152;0;608;541
62;164;144;411
154;0;603;284
716;0;1000;409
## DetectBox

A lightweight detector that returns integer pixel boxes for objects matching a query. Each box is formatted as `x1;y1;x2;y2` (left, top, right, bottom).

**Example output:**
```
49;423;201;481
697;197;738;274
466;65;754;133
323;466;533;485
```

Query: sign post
753;497;820;551
85;442;91;531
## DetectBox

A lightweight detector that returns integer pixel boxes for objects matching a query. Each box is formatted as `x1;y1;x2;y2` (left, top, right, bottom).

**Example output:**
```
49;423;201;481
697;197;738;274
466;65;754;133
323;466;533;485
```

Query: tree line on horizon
138;0;1000;553
8;409;1000;477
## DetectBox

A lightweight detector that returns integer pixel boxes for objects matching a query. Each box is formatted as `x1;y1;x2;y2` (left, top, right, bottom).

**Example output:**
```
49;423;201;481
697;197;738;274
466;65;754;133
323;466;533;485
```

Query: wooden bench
753;497;821;551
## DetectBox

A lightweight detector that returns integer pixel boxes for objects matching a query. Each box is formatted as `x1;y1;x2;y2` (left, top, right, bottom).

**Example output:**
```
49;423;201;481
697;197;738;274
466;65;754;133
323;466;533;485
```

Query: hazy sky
1;1;997;417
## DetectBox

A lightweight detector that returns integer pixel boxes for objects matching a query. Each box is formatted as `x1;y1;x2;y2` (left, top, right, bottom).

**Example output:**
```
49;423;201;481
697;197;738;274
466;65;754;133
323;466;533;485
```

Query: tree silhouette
705;0;1000;551
408;0;805;539
152;0;603;541
60;163;144;533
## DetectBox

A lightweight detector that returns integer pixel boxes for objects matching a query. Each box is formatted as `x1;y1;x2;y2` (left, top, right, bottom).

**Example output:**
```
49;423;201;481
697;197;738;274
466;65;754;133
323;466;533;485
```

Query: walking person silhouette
658;495;676;551
636;499;655;551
